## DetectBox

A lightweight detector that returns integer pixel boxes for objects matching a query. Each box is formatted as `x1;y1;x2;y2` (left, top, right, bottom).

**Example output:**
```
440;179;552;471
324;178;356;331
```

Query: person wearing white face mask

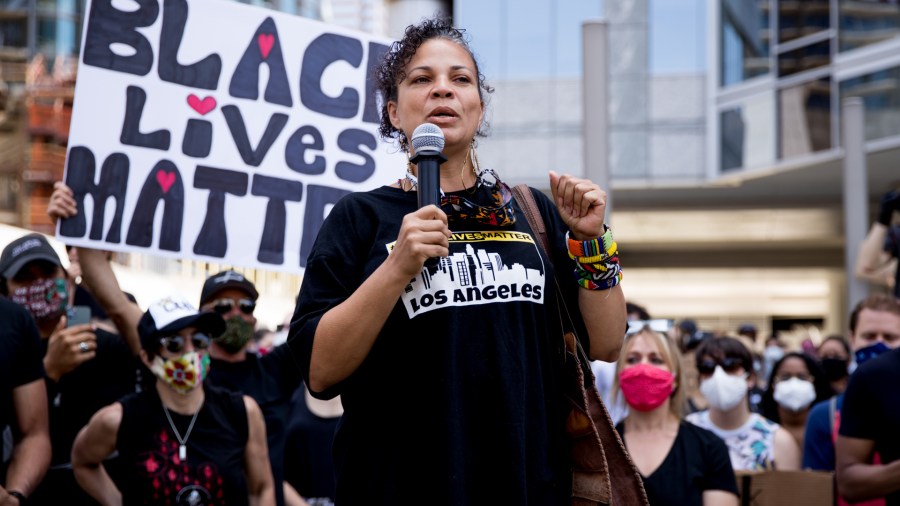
760;353;833;450
686;337;801;471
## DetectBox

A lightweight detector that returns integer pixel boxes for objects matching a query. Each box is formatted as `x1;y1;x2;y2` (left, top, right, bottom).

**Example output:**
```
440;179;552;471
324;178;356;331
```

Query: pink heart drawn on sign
258;34;275;59
156;171;176;193
187;94;216;115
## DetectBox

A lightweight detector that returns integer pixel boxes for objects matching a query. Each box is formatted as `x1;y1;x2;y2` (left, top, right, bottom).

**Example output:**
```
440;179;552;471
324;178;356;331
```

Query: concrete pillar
842;97;869;311
582;20;611;221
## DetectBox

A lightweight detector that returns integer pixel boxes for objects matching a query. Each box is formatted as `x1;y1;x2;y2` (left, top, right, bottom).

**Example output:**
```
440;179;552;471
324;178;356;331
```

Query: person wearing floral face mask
613;328;738;506
72;295;275;505
0;233;140;505
759;353;833;450
49;180;307;505
686;337;801;471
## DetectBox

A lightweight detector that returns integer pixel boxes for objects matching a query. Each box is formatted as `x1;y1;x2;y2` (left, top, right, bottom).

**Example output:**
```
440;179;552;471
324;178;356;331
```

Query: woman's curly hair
375;18;494;148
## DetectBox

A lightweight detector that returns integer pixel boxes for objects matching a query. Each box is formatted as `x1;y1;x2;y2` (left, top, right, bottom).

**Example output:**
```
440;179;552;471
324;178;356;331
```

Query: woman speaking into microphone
289;18;627;504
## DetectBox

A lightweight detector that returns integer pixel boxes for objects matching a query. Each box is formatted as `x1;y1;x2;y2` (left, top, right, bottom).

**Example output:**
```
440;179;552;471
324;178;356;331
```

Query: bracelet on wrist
8;491;27;505
566;227;616;263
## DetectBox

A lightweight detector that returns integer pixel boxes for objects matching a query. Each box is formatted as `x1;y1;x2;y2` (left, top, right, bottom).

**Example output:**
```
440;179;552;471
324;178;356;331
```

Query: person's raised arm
72;404;124;506
856;190;900;289
2;379;51;502
854;223;895;287
77;248;142;355
48;181;143;355
549;171;626;362
302;205;451;394
837;435;900;502
243;396;275;506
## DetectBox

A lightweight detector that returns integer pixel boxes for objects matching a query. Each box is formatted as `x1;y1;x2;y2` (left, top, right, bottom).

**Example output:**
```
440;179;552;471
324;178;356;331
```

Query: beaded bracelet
567;226;622;291
575;267;623;290
567;228;616;263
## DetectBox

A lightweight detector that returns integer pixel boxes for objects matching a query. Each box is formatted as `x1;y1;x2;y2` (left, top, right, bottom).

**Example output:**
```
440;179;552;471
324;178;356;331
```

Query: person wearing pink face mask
614;327;738;506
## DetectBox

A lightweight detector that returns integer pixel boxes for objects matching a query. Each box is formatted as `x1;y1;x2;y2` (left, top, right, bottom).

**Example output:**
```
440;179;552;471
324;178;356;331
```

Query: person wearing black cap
71;295;275;505
0;233;139;505
199;270;305;506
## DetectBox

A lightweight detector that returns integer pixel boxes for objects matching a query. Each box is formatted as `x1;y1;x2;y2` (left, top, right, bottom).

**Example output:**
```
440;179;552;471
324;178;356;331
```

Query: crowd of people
1;16;899;506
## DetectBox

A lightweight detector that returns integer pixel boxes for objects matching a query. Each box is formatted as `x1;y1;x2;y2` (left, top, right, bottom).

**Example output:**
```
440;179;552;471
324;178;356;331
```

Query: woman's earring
471;140;481;176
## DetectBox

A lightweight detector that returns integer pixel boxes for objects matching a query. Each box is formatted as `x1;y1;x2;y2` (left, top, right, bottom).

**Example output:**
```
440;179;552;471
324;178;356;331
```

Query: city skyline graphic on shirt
390;230;546;318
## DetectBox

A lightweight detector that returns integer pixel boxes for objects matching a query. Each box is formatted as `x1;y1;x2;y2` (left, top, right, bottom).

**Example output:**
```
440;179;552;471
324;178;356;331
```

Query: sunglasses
698;356;745;376
158;333;212;354
439;180;516;227
211;298;256;315
626;319;674;336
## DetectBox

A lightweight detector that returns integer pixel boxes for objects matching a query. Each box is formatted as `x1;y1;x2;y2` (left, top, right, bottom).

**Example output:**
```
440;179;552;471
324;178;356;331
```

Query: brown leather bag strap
512;184;649;506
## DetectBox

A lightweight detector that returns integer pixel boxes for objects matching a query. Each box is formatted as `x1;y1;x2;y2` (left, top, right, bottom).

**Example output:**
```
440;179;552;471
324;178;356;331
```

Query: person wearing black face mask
817;336;851;394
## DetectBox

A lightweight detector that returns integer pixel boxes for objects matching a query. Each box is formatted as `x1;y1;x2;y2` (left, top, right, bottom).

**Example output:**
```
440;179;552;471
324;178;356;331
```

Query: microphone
409;123;448;210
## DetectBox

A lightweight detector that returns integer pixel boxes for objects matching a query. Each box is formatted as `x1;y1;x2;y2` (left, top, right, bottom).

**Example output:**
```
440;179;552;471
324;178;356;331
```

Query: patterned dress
686;411;780;471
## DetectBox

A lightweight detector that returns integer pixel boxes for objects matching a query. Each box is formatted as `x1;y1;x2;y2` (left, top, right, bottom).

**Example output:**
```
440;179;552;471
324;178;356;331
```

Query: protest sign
58;0;401;272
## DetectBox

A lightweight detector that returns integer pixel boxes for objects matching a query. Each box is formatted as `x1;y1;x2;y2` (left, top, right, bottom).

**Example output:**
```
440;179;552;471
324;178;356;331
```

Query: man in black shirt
1;234;138;504
836;295;900;505
198;271;305;506
0;298;51;504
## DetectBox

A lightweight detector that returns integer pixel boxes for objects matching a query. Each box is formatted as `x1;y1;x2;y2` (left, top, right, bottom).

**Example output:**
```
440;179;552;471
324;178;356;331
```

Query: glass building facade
715;0;900;173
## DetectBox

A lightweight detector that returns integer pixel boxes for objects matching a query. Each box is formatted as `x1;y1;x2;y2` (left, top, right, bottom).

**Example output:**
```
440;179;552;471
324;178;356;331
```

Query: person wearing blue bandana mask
803;293;900;506
836;294;900;506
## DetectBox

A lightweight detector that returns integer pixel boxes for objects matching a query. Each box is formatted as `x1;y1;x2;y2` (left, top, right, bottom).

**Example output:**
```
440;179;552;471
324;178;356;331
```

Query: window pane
721;0;771;86
778;39;830;77
720;93;776;171
650;0;706;74
840;66;900;141
778;0;830;43
780;78;832;158
839;0;900;52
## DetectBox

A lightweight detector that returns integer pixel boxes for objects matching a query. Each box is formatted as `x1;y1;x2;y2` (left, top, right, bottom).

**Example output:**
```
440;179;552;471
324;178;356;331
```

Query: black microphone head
411;123;445;154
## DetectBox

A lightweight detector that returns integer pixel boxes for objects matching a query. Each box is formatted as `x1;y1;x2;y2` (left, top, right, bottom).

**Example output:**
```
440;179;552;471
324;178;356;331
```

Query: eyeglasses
439;180;516;227
626;319;674;336
211;298;256;316
698;357;745;376
158;333;212;354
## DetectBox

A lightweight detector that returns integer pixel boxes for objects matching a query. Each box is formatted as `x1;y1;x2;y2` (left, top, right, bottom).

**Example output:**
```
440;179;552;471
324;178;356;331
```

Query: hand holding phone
67;305;92;327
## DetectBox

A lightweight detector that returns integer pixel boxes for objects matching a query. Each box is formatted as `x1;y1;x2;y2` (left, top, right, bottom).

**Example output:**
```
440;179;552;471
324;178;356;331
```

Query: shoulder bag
512;184;649;506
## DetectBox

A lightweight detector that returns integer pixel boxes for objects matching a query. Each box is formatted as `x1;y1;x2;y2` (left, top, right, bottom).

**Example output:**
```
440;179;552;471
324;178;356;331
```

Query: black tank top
116;384;249;505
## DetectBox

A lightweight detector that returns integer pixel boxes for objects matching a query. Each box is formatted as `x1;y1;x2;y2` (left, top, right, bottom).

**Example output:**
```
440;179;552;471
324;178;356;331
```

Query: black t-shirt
284;386;338;504
0;298;44;432
840;348;900;505
289;184;587;505
206;345;303;506
116;385;249;505
42;327;137;467
616;421;738;506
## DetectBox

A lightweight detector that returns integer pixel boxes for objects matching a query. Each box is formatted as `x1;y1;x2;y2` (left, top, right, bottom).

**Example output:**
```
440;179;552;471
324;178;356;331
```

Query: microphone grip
411;153;444;210
410;151;447;267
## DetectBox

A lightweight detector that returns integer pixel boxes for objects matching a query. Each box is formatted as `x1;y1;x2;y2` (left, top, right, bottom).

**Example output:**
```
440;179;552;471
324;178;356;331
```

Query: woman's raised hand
48;181;78;224
386;206;451;278
549;171;607;240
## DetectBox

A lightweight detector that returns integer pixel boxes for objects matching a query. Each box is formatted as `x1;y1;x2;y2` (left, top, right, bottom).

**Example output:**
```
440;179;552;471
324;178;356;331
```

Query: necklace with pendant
162;395;203;461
